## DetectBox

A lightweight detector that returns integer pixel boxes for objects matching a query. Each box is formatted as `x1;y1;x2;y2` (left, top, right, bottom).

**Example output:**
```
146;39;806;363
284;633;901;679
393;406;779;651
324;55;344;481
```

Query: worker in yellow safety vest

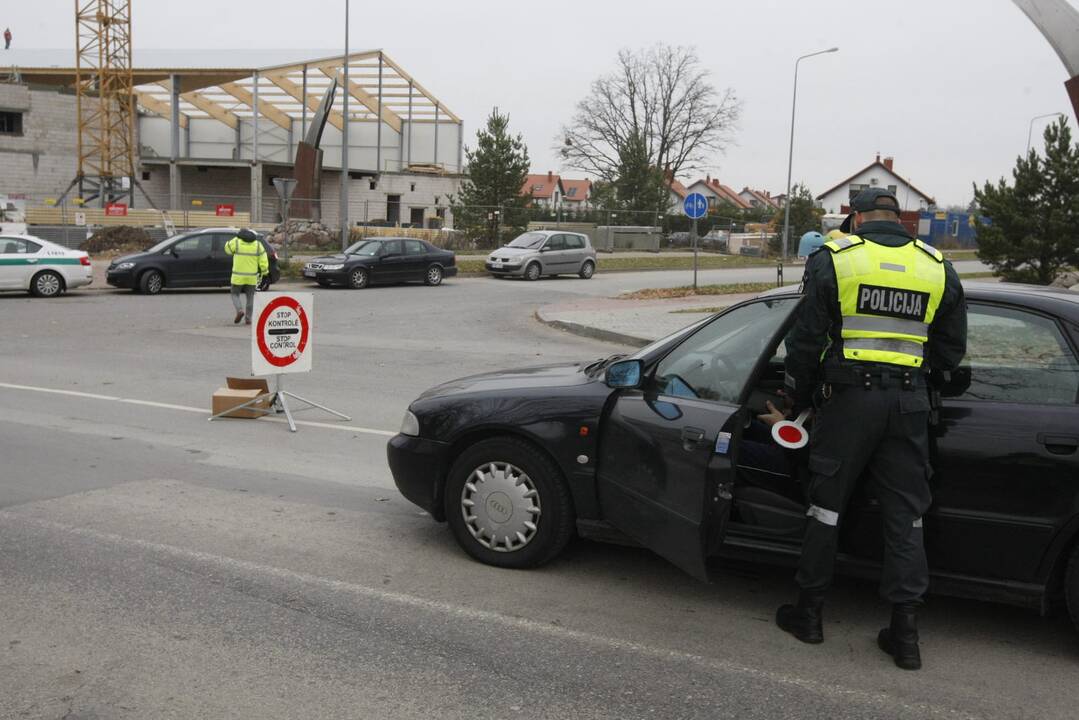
225;228;269;325
775;188;967;670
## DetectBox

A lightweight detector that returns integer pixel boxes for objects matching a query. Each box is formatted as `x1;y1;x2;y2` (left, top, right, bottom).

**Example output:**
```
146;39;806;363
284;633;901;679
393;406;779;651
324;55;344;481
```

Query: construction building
1;48;465;230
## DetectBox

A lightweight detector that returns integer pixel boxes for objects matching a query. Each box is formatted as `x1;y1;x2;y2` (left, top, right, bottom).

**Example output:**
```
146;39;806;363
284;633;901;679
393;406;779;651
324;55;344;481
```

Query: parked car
387;282;1079;631
486;230;596;280
105;228;280;294
0;233;93;297
303;237;456;289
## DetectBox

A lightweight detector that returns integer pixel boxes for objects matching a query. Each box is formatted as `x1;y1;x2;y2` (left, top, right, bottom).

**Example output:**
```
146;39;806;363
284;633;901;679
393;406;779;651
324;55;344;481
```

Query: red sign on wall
105;203;128;217
215;204;235;217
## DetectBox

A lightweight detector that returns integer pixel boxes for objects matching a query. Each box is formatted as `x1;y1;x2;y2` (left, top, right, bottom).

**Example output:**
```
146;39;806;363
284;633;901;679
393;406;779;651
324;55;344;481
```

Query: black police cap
850;187;900;213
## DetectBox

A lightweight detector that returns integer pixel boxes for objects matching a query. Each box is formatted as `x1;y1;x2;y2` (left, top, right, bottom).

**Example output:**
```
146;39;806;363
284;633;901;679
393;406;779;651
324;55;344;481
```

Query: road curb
533;309;651;348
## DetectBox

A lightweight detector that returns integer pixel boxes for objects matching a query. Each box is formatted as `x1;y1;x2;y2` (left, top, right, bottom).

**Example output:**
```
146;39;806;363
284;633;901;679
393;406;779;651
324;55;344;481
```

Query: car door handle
1037;433;1078;455
681;426;706;451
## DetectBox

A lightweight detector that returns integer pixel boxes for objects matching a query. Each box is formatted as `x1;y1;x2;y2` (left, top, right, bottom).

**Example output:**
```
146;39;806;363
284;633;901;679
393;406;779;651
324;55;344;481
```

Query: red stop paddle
771;409;811;450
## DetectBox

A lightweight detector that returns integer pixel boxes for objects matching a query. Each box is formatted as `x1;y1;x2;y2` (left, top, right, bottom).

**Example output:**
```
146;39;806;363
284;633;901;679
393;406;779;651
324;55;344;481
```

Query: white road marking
1;510;975;720
0;381;396;437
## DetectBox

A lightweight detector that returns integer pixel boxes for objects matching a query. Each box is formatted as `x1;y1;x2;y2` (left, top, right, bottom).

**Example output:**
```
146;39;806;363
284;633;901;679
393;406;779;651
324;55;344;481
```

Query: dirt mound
81;226;155;254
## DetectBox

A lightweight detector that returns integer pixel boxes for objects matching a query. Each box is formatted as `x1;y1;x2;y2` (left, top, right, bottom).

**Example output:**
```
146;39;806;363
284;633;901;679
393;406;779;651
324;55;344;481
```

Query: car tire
524;262;541;281
444;437;574;569
30;270;64;298
316;279;333;288
139;270;164;295
1065;543;1079;633
425;264;443;286
348;267;368;289
578;260;595;279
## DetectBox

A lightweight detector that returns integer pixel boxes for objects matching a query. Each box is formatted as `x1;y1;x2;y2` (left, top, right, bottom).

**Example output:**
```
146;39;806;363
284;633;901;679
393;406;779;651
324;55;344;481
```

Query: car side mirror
169;248;179;257
606;359;644;389
539;246;550;253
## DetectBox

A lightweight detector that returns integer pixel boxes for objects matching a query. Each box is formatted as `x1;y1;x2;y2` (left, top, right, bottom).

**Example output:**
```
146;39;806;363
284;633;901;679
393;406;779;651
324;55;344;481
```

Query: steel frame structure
74;0;137;205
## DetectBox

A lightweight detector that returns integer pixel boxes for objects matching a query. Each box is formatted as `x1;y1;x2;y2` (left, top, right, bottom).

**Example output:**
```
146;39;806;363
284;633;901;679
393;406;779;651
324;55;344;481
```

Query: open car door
595;297;802;581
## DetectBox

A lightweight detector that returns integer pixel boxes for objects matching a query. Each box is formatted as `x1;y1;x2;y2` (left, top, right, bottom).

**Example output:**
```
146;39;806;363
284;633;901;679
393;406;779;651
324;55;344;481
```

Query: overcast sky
2;0;1074;206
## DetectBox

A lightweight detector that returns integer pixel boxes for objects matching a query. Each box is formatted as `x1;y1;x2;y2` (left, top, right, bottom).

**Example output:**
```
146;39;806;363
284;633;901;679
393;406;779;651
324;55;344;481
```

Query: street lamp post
782;47;838;263
339;0;351;250
1027;112;1065;155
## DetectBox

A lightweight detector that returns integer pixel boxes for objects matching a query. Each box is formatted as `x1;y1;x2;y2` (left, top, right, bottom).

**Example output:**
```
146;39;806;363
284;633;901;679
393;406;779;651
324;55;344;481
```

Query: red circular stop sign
256;295;310;368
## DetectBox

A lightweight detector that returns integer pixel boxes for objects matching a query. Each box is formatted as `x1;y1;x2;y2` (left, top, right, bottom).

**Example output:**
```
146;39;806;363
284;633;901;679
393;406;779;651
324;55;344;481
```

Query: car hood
111;250;157;265
489;247;538;258
417;362;596;399
307;253;352;263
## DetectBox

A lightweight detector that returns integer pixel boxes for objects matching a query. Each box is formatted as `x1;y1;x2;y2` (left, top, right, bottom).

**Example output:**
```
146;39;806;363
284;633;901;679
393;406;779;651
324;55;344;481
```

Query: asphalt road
1;271;1074;720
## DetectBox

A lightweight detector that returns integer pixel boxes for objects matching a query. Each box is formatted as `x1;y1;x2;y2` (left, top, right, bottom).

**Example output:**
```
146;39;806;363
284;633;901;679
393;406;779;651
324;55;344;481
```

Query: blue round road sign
684;192;708;219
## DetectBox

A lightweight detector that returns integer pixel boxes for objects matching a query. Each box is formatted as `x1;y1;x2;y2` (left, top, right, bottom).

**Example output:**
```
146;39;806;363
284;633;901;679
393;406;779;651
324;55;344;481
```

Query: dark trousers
230;284;256;320
795;379;932;604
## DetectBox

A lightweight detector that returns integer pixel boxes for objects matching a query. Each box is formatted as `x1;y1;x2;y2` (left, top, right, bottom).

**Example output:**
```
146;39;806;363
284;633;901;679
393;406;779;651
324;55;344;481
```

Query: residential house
738;187;779;210
816;154;935;214
666;172;690;213
561;178;592;211
686;176;751;212
521;171;564;208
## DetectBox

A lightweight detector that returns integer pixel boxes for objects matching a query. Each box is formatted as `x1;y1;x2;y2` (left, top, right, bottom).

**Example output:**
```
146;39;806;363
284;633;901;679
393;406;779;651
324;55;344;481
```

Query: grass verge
619;282;778;300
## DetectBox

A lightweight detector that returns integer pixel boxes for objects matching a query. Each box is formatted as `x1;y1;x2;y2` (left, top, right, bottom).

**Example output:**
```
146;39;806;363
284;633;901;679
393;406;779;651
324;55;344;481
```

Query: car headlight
115;262;135;270
321;263;344;271
399;410;420;437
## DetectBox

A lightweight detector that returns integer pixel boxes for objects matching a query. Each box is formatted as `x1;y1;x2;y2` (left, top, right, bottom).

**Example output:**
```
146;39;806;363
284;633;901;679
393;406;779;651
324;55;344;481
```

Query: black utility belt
823;366;925;390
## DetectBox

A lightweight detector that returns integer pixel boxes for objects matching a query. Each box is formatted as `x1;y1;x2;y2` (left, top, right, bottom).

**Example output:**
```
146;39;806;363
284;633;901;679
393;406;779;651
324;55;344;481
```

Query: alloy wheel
34;272;62;297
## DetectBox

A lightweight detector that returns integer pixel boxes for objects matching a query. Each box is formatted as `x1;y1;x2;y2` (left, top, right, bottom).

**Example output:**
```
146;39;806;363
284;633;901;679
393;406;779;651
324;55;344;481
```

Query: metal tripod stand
208;374;350;432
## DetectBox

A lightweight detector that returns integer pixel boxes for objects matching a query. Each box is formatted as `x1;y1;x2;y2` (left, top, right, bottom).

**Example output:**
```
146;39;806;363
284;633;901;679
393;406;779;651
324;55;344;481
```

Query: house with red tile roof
738;187;779;210
687;176;752;211
561;178;592;210
521;171;564;208
666;172;690;212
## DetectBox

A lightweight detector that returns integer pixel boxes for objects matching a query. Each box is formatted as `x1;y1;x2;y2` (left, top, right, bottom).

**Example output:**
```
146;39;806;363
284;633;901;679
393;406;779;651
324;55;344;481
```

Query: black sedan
303;237;457;289
387;282;1079;632
106;228;280;294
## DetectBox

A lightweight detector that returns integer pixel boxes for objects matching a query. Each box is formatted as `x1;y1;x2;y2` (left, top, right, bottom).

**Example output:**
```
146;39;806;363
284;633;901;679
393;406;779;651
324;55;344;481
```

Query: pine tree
452;108;531;244
611;131;669;218
769;183;823;256
974;118;1079;284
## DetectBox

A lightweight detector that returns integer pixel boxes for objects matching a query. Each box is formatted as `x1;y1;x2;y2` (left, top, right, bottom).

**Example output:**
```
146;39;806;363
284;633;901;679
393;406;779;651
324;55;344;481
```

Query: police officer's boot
776;590;824;644
877;603;921;670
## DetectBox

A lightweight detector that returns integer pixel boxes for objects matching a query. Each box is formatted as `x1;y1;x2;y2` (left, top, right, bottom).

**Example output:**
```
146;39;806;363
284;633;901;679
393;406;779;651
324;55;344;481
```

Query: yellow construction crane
65;0;139;207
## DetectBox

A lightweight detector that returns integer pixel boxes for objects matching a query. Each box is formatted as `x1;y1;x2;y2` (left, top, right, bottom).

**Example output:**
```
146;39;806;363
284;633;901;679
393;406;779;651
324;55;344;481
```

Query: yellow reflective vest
823;235;945;368
224;236;269;286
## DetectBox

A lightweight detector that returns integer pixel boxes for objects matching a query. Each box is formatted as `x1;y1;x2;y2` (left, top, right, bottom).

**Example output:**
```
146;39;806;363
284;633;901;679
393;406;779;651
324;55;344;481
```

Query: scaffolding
74;0;136;206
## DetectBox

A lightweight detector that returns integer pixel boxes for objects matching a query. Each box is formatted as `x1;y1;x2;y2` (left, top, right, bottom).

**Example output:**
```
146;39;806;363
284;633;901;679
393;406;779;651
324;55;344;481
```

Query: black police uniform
777;191;967;668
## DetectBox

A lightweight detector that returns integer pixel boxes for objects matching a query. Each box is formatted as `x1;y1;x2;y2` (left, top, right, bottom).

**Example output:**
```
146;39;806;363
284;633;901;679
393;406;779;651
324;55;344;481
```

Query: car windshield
345;240;382;256
507;232;546;249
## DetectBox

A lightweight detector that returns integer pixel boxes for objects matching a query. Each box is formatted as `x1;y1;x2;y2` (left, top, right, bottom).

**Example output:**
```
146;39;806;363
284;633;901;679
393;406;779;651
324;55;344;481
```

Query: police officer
776;188;967;670
224;228;268;325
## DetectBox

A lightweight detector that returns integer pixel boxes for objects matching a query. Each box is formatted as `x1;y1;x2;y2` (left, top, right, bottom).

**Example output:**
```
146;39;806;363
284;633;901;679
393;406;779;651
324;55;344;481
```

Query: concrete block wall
0;84;80;201
312;171;463;227
138;164;255;210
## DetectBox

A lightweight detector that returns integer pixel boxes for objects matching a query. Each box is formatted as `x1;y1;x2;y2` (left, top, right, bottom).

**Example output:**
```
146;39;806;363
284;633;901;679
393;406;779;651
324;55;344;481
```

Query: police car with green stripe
0;233;93;297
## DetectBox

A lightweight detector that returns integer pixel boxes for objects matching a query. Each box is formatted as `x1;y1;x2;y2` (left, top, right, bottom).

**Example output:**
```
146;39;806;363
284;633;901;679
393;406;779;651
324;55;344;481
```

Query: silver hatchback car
485;230;597;280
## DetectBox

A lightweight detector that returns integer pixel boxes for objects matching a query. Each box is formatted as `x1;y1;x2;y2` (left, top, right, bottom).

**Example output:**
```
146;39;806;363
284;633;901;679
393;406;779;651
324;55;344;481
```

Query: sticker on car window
715;431;732;454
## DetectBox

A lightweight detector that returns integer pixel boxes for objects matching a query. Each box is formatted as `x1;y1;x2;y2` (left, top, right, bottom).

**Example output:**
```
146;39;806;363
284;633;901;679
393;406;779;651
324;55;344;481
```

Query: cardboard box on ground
211;377;271;419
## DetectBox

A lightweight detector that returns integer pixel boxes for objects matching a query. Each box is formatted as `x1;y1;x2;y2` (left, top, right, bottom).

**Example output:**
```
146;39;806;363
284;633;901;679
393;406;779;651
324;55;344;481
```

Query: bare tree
558;45;741;184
